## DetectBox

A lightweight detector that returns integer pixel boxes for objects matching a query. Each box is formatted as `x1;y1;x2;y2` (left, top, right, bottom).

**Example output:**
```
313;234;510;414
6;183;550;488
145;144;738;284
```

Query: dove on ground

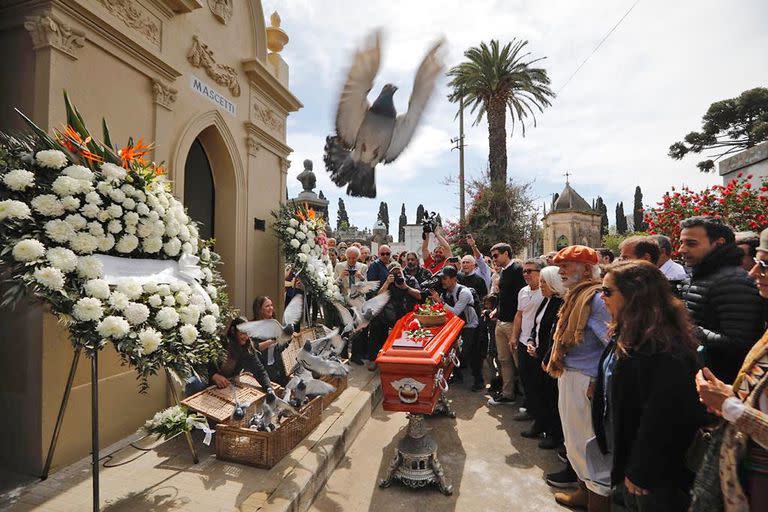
287;366;337;399
324;31;446;198
249;393;276;431
298;341;350;377
237;294;303;344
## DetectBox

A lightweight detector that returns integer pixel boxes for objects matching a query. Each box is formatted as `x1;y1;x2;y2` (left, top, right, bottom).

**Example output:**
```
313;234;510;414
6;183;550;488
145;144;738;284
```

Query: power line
558;0;640;94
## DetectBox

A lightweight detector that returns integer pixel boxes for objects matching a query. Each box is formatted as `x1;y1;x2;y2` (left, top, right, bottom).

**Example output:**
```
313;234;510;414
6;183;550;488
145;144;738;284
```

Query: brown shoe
554;482;587;510
587;489;610;512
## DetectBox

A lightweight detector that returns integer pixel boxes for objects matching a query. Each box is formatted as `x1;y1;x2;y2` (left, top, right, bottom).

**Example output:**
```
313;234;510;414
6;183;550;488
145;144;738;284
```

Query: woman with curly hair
592;261;705;511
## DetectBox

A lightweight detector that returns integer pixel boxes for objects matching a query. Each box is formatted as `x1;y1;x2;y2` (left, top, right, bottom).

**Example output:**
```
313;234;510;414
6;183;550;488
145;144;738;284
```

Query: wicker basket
181;374;273;423
415;313;447;327
319;374;349;410
214;394;323;468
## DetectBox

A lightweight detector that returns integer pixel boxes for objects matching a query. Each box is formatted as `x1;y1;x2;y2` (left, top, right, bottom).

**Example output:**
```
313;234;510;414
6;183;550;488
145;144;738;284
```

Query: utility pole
451;96;466;224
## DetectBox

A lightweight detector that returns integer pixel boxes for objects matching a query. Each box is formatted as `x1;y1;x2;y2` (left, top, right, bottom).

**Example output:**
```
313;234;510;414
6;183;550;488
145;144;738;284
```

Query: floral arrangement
272;202;342;305
645;173;768;252
0;93;230;389
404;319;434;343
142;405;209;441
413;299;445;317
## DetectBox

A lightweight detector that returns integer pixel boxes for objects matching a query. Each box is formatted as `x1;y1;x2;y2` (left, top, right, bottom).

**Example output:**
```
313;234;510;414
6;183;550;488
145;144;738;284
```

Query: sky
263;0;768;232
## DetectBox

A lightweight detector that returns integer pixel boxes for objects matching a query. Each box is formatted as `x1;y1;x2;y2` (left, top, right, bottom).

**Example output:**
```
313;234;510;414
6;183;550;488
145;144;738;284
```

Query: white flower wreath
0;95;230;390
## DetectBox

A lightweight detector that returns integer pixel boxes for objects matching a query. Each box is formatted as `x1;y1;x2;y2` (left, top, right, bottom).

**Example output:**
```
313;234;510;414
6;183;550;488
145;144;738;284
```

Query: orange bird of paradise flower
56;125;104;165
118;138;153;169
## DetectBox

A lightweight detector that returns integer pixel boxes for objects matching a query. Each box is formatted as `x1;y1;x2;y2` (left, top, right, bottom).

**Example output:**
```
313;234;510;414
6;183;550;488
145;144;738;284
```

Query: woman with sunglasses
695;228;768;512
593;261;703;511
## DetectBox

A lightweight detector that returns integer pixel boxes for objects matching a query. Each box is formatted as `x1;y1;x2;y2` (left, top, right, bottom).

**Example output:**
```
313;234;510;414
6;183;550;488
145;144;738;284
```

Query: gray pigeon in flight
324;31;446;198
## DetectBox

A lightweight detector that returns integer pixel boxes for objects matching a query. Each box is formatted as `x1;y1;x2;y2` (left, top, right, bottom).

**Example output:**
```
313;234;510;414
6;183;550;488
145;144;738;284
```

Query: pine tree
337;198;349;231
595;196;609;237
615;202;628;234
416;204;425;224
633;186;647;232
377;202;390;233
398;203;407;242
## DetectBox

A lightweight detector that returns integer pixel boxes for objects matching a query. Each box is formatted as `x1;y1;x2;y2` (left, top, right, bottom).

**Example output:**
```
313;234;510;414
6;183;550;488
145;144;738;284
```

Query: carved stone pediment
98;0;161;48
24;14;85;59
187;35;240;97
252;99;285;138
152;80;178;110
208;0;232;24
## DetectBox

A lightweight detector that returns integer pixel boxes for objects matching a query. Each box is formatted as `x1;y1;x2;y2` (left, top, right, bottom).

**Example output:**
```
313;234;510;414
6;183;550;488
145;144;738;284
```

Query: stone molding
243;121;292;160
719;140;768;175
98;0;161;48
208;0;232;24
188;35;241;97
152;79;177;110
252;100;284;138
242;57;302;112
155;0;203;13
245;134;261;156
24;13;85;59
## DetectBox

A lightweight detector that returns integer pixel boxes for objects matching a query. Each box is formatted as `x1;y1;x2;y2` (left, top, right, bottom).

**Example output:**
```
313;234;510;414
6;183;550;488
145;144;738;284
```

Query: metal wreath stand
41;346;199;511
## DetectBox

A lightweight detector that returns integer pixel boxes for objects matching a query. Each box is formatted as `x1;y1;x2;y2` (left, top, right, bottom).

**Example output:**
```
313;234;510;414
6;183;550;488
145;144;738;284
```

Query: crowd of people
206;216;768;512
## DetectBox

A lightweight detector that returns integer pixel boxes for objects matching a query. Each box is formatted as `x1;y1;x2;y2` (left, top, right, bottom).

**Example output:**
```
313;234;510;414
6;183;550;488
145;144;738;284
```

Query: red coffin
375;311;465;414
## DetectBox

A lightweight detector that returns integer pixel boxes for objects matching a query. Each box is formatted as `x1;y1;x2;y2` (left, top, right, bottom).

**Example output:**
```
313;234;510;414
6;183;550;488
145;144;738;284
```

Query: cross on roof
563;171;571;184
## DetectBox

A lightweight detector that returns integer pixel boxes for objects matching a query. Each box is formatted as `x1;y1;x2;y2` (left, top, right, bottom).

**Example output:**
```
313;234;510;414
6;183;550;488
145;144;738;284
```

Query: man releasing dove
324;31;446;198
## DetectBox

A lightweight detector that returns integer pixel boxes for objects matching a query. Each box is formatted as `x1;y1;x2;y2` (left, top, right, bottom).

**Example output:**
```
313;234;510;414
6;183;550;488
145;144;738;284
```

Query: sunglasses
490;253;500;259
522;269;540;274
380;252;391;256
600;286;615;298
754;257;768;275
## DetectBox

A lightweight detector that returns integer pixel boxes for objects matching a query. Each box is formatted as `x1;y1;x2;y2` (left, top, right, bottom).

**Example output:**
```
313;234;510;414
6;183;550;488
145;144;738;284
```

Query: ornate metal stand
430;393;456;418
379;413;453;495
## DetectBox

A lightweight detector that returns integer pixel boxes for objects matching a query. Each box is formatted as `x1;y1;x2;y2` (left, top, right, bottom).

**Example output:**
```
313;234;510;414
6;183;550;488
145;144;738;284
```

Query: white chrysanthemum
181;242;194;254
143;282;158;294
81;204;99;219
136;203;150;216
189;293;206;308
147;294;162;307
206;285;218;299
300;243;311;254
170;281;190;293
84;279;110;299
115;279;143;300
124;302;150;325
69;232;99;254
84;191;102;205
137;222;152;239
3;169;35;191
122;197;136;210
300;224;308;233
177;225;190;242
290;239;300;249
64;214;87;230
35;150;67;169
0;200;32;221
189;225;199;239
13;239;46;262
156;307;180;329
97;234;115;252
121;183;137;196
124;211;139;226
107;204;123;218
174;291;189;306
34;266;65;290
124;224;136;235
134;190;146;203
72;297;104;322
138;327;162;355
62;164;94;181
47;247;78;272
163;295;176;307
31;195;63;217
201;248;211;261
151;220;165;237
97;210;111;222
179;324;198;345
96;315;130;339
87;222;104;237
164;219;180;237
157;284;171;296
107;219;122;234
101;162;126;182
142;237;162;254
209;302;221;318
115;234;139;253
108;291;129;311
163;238;181;257
295;231;306;240
202;268;213;283
44;219;75;243
297;253;307;263
286;227;296;235
200;314;218;334
60;196;80;212
179;304;201;325
108;189;126;203
76;255;103;279
51;176;81;196
289;218;299;227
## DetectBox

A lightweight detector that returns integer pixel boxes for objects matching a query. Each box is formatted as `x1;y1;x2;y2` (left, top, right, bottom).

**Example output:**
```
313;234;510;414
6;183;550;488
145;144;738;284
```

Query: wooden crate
214;394;323;468
181;373;273;424
319;374;349;410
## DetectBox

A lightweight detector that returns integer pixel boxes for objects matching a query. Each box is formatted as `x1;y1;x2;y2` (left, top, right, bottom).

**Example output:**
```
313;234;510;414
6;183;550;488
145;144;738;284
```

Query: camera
421;271;445;295
421;211;439;240
394;276;405;286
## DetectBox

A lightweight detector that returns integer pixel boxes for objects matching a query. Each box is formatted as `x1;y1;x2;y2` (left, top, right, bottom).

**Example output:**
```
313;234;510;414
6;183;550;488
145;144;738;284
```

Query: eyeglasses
490;253;499;259
754;257;768;275
380;252;391;256
600;286;615;298
522;269;540;274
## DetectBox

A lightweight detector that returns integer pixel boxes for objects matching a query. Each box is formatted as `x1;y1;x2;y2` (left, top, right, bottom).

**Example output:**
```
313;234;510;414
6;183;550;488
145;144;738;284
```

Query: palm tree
447;39;555;184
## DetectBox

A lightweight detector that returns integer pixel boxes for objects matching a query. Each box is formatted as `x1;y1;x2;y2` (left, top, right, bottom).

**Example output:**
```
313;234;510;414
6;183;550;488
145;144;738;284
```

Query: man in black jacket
678;216;764;383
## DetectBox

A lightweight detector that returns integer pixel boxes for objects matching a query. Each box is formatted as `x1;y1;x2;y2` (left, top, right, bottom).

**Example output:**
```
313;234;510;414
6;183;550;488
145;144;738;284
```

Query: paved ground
310;380;568;512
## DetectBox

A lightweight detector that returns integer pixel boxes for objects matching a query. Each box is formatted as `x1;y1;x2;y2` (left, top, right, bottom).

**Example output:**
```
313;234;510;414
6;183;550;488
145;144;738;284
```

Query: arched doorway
184;139;215;240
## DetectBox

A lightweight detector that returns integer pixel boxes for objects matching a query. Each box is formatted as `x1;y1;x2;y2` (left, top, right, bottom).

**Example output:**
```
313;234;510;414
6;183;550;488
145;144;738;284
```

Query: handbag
688;423;725;512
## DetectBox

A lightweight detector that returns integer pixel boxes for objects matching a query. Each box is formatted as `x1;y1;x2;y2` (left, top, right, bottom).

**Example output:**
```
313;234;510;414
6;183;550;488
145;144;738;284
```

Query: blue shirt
563;292;611;378
367;259;389;286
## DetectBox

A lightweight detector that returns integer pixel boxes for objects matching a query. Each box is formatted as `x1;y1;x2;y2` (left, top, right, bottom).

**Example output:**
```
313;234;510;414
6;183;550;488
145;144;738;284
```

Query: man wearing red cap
545;245;612;510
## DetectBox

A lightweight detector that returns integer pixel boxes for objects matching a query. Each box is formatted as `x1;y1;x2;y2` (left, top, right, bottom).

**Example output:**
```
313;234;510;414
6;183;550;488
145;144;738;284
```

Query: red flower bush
646;174;768;254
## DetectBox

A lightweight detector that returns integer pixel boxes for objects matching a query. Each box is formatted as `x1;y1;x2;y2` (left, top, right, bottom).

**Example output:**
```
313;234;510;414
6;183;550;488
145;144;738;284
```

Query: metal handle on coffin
397;384;419;404
449;348;460;368
435;369;449;393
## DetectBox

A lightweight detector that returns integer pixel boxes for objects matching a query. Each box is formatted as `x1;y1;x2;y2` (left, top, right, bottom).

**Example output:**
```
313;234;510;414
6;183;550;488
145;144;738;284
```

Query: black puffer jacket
679;243;764;383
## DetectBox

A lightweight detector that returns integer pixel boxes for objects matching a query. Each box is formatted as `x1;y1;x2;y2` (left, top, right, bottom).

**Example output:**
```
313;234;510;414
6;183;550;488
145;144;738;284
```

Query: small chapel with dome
542;179;602;253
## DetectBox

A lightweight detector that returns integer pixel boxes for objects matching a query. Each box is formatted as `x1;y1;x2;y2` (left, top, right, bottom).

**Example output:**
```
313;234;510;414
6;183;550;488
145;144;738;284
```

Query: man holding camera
403;251;432;285
429;266;483;390
335;246;368;295
422;224;453;275
365;246;396;370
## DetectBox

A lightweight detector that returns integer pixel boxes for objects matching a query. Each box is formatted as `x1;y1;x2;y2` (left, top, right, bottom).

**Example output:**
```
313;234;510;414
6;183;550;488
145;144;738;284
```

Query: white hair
346;246;360;258
461;255;476;265
540;266;567;296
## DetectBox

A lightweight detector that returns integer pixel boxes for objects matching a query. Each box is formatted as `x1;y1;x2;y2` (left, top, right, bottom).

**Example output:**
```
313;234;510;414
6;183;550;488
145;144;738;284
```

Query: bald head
378;244;392;265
